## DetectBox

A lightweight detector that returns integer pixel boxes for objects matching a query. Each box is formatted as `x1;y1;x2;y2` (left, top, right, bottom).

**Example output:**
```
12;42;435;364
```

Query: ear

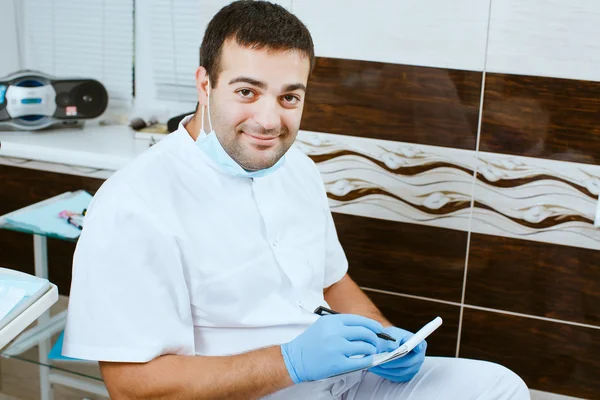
195;66;210;106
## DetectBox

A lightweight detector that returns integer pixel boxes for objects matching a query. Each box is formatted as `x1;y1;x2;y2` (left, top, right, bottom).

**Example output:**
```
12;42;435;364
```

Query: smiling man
63;2;529;399
186;35;308;175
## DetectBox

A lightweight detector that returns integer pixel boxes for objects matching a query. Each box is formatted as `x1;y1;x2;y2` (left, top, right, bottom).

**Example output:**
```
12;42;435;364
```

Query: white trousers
265;357;530;400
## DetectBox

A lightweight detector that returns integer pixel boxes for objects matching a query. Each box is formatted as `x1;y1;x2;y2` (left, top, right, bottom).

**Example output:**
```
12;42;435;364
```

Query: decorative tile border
296;130;476;232
296;130;600;250
472;152;600;250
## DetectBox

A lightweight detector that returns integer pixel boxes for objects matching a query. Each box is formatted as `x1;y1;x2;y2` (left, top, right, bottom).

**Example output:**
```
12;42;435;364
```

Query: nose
252;98;281;132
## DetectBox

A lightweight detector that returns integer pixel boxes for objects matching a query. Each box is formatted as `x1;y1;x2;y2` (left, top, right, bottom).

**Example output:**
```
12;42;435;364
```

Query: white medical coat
62;115;348;363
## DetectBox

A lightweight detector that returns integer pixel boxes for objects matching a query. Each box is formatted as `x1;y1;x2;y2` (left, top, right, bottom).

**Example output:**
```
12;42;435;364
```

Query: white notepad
0;268;58;350
369;317;443;367
0;287;26;323
331;316;443;377
0;271;51;331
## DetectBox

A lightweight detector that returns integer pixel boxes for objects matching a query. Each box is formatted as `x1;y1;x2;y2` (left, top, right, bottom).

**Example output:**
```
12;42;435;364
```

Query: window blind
141;0;292;107
20;0;134;106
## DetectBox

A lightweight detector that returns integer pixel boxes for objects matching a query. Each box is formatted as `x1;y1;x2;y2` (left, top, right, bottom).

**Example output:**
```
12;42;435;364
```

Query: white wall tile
292;0;491;71
487;0;600;81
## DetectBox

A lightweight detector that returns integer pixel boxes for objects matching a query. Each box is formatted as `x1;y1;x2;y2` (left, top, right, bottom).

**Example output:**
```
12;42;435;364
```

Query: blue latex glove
368;326;427;382
281;314;394;383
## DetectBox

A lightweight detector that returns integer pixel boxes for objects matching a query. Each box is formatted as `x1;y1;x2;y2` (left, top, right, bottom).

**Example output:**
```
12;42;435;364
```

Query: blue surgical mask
196;79;285;179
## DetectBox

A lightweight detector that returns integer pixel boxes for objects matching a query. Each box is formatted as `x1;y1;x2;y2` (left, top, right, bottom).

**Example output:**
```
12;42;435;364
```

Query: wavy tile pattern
296;131;476;232
296;130;600;250
472;152;600;250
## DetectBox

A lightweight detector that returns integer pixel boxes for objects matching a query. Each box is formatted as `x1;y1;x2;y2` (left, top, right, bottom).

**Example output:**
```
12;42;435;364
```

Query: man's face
205;40;310;171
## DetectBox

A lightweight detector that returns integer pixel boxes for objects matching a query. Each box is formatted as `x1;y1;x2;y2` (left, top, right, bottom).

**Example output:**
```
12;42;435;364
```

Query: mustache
238;124;289;138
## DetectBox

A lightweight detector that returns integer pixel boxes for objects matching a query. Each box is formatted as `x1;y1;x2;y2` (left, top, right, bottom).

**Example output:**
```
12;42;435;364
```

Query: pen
67;216;83;230
313;306;396;342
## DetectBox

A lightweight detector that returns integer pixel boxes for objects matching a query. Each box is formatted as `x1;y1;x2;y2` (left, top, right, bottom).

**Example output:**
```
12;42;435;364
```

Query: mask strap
200;78;211;135
206;78;212;133
200;105;205;135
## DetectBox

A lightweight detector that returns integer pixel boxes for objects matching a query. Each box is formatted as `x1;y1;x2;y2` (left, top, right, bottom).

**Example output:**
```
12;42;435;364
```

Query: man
63;1;530;399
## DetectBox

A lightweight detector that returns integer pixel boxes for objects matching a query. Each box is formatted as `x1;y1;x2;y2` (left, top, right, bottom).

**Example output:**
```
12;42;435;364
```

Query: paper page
0;286;26;321
1;276;49;296
369;316;443;368
0;271;51;331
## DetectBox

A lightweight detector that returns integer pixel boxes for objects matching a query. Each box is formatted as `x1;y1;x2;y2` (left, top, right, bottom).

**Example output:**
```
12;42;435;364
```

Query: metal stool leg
34;234;53;400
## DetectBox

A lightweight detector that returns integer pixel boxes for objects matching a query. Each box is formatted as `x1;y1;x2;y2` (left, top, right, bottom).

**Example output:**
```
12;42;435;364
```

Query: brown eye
283;94;299;105
237;89;255;99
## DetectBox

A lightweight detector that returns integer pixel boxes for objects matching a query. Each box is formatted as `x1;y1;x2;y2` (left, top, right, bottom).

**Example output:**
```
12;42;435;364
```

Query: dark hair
200;0;315;87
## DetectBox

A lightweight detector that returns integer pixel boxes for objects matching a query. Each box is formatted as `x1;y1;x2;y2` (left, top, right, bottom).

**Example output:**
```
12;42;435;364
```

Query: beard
219;122;293;171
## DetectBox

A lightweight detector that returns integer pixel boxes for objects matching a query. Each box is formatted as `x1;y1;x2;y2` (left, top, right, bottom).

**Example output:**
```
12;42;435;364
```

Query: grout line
456;0;495;358
463;304;600;331
361;287;462;307
362;287;600;331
